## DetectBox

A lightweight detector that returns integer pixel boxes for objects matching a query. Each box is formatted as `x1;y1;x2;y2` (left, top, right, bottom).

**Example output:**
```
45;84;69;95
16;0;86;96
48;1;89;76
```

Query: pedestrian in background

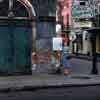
61;34;71;75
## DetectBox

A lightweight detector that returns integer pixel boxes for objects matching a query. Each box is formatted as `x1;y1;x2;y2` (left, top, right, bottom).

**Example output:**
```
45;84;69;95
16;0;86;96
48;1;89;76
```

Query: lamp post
87;16;99;74
91;15;99;74
91;32;98;74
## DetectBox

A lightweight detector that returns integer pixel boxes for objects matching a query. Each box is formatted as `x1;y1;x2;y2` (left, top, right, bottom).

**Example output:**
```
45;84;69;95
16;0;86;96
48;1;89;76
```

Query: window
0;0;9;16
80;2;85;6
13;1;28;17
0;0;29;17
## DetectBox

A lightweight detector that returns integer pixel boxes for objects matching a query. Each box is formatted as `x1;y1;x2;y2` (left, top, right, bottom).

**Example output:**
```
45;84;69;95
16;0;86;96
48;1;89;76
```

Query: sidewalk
72;54;100;62
0;73;100;92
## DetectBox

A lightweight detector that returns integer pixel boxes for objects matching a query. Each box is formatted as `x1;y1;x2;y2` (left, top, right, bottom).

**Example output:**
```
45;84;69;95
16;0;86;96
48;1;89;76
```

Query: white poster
52;37;62;51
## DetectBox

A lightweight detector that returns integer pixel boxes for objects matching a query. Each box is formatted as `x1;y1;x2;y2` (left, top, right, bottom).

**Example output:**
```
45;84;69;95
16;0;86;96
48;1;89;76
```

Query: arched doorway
0;0;36;75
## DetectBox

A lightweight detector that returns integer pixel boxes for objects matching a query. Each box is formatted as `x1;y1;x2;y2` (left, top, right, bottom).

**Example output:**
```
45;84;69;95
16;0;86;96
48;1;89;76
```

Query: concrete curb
0;75;100;93
1;82;100;93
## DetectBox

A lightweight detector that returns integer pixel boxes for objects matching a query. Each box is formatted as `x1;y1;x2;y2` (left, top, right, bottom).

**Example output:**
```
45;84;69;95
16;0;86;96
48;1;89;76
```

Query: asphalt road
0;86;100;100
70;58;100;74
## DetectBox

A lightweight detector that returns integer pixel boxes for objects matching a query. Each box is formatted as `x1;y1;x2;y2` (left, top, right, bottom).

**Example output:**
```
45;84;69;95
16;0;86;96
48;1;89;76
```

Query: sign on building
73;21;92;28
72;6;94;18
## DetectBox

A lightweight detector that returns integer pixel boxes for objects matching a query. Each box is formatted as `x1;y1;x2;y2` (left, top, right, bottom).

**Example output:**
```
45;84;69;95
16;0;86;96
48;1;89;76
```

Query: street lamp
90;31;98;74
87;17;99;75
90;15;99;75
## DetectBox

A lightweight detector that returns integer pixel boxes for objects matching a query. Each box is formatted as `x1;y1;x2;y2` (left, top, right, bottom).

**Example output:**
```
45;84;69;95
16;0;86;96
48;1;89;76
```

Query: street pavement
34;58;100;74
0;86;100;100
70;58;100;74
0;58;99;92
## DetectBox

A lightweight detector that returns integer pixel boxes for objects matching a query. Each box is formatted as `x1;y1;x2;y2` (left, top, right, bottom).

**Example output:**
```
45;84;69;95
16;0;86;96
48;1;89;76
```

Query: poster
52;37;62;51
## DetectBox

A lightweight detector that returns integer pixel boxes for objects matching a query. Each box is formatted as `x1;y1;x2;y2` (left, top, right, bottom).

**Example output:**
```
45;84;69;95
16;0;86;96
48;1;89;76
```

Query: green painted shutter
13;21;32;74
0;23;12;74
0;20;32;75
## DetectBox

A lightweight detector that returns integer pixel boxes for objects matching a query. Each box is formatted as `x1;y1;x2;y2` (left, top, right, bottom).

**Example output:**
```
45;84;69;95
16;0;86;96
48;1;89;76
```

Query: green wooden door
13;20;32;74
0;20;32;75
0;21;12;74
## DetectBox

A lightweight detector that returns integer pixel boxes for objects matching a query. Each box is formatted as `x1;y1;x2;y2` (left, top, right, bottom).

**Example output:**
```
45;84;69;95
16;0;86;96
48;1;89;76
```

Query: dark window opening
13;1;29;17
80;2;85;6
0;0;9;16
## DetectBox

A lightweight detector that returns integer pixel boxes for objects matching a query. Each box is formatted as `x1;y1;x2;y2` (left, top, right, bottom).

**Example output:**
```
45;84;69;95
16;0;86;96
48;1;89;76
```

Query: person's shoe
64;69;71;75
56;68;62;74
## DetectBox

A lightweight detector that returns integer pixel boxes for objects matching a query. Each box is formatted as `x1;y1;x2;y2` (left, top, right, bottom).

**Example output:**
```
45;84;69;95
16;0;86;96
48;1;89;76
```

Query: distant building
92;0;100;55
71;0;93;55
56;0;72;31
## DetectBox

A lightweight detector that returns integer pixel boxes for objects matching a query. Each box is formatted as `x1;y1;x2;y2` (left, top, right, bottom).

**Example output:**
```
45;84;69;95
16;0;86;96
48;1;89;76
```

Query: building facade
71;0;94;55
93;0;100;55
71;0;100;56
31;0;57;72
0;0;57;74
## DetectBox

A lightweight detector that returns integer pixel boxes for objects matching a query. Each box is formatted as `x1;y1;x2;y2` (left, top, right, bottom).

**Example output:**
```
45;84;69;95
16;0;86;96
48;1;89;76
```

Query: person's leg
63;60;71;75
64;68;72;75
